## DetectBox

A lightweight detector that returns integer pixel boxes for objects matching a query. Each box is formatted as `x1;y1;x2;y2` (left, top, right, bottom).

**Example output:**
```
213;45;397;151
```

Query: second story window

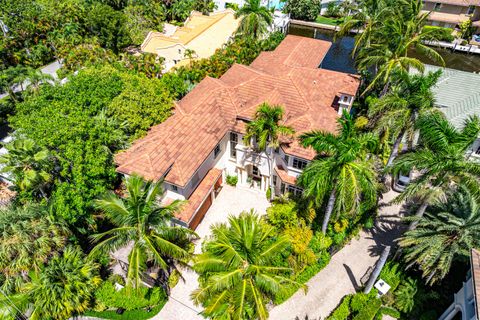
214;144;221;158
230;132;238;159
467;5;475;15
292;158;308;170
434;2;442;11
172;185;178;191
284;154;290;165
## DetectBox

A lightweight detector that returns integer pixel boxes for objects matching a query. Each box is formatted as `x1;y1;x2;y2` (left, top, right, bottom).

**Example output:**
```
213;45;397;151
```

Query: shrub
266;187;271;200
226;174;238;186
394;278;418;313
309;232;333;253
423;26;454;42
352;298;381;320
94;282;166;311
107;274;125;286
326;2;341;18
267;201;298;230
364;216;374;229
327;295;352;320
378;306;401;318
350;293;370;312
379;262;403;292
334;219;349;233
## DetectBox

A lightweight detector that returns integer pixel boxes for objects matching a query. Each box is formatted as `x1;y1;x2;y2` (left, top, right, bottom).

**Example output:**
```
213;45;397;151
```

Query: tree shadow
343;263;360;291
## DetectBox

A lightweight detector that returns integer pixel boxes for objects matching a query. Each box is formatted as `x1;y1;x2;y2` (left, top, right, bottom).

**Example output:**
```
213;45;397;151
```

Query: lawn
315;16;344;26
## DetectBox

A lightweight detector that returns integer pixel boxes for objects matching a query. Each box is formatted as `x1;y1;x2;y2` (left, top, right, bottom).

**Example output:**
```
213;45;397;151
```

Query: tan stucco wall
155;43;186;65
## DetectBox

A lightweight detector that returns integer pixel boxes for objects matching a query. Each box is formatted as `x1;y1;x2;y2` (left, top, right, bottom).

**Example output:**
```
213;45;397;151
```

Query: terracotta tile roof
116;35;360;185
472;249;480;318
174;168;222;223
422;10;471;24
275;165;297;185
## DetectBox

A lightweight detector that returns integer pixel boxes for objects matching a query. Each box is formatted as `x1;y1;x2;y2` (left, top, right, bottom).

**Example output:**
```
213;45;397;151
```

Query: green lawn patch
315;16;344;26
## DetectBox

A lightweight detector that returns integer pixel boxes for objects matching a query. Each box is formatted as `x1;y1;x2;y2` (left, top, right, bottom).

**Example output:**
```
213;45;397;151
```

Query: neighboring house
421;0;480;32
438;249;480;320
141;10;240;71
214;0;282;10
421;64;480;159
116;35;360;229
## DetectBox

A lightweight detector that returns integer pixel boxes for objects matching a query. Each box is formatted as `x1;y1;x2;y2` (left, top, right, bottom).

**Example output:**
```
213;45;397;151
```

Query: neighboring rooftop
421;10;472;24
116;35;360;186
420;64;480;130
141;10;239;60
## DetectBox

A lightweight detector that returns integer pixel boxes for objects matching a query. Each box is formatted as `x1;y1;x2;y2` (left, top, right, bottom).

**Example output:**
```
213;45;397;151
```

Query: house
141;10;240;71
116;35;360;229
438;249;480;320
421;0;480;32
420;64;480;159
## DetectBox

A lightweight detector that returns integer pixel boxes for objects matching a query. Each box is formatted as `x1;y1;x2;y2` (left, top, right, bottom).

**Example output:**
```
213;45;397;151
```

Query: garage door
189;193;212;230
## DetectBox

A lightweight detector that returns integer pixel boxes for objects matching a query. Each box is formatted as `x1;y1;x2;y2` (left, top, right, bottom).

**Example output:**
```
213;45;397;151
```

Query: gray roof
421;64;480;130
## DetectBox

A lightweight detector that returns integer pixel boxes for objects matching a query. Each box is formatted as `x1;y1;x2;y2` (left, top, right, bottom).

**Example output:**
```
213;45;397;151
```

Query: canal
288;24;480;74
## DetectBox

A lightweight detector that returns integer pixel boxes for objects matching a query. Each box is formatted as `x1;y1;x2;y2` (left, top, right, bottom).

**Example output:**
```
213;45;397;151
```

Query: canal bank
287;24;480;73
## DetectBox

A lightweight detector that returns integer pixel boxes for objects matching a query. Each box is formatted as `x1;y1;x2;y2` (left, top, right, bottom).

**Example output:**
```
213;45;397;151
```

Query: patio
151;184;270;320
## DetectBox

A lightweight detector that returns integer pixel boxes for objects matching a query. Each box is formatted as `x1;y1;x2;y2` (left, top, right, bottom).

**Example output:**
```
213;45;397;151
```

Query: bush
266;187;271;200
94;282;166;311
309;232;333;253
379;262;403;292
226;175;238;186
423;26;454;42
84;303;166;320
394;278;418;313
267;201;298;230
108;274;125;286
283;0;322;21
352;298;381;320
327;295;352;320
378;306;401;318
364;216;374;229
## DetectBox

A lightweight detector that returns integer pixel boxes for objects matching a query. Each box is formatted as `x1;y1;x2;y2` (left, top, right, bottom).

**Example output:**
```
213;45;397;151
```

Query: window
467;5;475;15
292;158;308;170
172;185;178;191
252;165;259;177
434;2;442;11
273;175;277;186
214;144;221;158
274;146;280;154
230;132;238;159
191;172;200;187
280;183;286;194
284;154;290;165
343;95;349;102
178;49;182;54
287;185;303;197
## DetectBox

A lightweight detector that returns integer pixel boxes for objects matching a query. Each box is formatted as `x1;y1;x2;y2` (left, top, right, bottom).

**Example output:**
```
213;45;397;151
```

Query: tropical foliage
235;0;273;39
298;111;379;233
400;187;480;284
283;0;322;21
90;175;195;291
192;211;302;319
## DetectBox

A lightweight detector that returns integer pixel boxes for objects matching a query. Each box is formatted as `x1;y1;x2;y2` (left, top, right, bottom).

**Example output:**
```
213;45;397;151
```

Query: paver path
268;190;405;319
152;185;270;320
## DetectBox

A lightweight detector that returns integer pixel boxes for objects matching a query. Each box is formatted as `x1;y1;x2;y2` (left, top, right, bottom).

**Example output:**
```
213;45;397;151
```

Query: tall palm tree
400;187;480;284
90;175;195;291
0;205;69;295
235;0;273;39
298;111;378;233
0;246;101;320
243;103;294;201
24;68;54;93
391;112;480;230
368;70;440;168
191;211;302;320
0;138;52;199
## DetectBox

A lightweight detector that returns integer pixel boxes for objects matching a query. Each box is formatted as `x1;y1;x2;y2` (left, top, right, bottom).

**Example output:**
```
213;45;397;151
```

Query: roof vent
313;80;317;85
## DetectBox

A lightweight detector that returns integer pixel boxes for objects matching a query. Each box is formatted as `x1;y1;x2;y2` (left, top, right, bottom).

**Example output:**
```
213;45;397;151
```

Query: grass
83;302;166;320
315;16;344;26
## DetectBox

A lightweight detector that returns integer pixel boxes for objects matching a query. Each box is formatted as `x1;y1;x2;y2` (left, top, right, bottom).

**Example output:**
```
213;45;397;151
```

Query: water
288;24;480;73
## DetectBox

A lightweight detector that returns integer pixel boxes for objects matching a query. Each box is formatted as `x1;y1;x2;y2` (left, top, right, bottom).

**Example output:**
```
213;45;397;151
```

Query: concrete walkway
268;190;405;319
152;185;270;320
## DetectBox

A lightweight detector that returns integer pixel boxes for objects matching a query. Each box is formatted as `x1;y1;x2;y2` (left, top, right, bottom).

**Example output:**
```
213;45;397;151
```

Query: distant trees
283;0;322;21
235;0;273;39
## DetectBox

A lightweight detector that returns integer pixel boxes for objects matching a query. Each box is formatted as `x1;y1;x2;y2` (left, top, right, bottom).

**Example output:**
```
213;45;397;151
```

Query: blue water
268;0;284;10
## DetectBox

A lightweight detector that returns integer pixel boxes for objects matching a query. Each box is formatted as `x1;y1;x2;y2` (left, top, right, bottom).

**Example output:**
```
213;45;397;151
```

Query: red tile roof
275;165;297;185
174;168;222;223
116;35;360;186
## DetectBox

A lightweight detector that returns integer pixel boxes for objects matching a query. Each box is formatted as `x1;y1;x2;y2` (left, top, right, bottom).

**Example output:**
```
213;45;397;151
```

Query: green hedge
378;306;401;318
94;282;167;311
352;298;382;320
84;303;165;320
327;295;352;320
423;26;455;42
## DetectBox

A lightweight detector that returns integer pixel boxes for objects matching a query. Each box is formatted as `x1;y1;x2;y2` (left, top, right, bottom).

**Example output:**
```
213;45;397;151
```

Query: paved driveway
152;185;270;320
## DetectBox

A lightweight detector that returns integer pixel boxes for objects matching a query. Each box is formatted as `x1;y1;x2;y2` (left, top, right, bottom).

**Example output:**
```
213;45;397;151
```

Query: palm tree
399;187;480;284
235;0;273;39
368;70;441;168
0;138;52;199
24;68;54;93
0;246;101;320
191;211;302;320
391;112;480;231
243;103;294;201
0;205;69;295
90;175;195;291
298;111;378;233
